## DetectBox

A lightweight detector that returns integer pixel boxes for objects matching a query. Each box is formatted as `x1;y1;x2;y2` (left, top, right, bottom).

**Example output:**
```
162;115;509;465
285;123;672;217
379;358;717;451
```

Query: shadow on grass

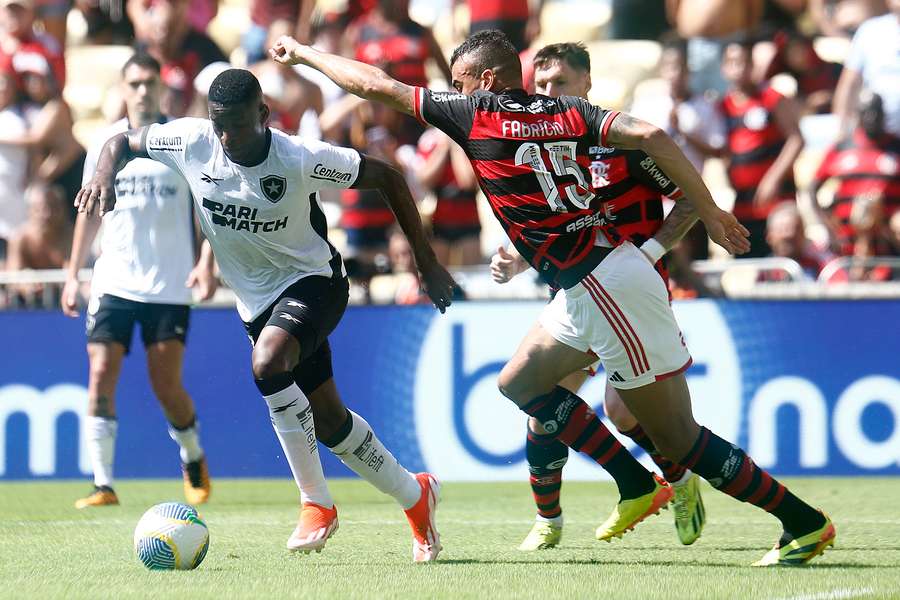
434;558;886;569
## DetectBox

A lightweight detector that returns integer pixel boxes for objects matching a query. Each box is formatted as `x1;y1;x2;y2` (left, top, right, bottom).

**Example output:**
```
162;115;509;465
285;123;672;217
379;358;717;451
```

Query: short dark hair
208;68;262;106
450;29;521;76
121;52;161;76
533;42;590;73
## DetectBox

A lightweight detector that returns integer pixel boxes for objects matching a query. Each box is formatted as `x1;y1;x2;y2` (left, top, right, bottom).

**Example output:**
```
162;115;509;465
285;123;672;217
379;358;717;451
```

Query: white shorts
540;241;692;390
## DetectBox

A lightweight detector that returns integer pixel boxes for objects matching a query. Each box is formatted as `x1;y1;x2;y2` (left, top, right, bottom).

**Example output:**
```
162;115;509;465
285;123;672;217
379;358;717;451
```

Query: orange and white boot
403;473;442;562
287;503;339;553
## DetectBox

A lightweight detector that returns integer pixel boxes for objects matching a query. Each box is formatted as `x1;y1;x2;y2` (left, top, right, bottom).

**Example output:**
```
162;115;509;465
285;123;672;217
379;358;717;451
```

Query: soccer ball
133;502;209;570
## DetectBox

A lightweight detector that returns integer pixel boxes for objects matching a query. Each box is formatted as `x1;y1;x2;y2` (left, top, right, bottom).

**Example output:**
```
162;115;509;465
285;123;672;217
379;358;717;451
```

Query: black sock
620;424;687;483
526;426;568;518
681;427;825;536
521;386;655;500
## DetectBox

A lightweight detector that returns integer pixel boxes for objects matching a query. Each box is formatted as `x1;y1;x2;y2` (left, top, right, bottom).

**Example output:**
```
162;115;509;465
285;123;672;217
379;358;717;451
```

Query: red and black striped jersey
413;86;661;287
340;188;395;231
356;18;431;90
467;0;530;49
813;128;900;255
588;146;682;284
589;146;680;246
467;0;529;22
416;129;480;229
721;84;795;220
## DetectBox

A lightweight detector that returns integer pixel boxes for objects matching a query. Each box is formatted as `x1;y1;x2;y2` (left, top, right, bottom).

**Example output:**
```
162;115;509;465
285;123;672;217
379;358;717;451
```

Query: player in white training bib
76;68;456;562
62;53;217;510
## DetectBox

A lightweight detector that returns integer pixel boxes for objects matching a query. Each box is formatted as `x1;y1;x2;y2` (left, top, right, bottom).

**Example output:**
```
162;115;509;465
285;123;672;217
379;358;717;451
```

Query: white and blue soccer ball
133;502;209;570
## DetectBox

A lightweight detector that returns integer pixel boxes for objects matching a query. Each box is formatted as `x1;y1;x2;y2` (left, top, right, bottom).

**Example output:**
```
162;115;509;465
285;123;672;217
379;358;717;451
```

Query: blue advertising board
1;300;898;481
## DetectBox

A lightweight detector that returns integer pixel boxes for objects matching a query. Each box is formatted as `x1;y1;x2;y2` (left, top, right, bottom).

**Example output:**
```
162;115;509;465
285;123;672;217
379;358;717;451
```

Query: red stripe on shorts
581;277;642;376
590;275;651;373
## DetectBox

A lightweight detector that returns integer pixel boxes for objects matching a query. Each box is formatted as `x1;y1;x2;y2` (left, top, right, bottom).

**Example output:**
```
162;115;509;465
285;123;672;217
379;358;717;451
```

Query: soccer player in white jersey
62;53;217;509
76;68;456;561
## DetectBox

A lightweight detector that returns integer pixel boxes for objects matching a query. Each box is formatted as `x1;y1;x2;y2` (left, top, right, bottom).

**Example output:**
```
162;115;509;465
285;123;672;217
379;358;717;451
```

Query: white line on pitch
771;587;874;600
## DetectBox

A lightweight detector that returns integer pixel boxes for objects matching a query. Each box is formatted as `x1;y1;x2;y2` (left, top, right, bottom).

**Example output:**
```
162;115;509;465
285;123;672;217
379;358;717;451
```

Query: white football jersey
84;118;195;305
145;118;361;321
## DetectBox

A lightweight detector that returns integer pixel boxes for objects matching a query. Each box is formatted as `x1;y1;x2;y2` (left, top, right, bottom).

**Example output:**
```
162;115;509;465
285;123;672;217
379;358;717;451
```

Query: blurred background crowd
0;0;898;309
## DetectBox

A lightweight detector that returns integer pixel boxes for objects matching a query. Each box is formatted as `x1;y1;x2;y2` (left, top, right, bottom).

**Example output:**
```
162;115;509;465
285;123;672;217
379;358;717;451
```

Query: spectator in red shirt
762;202;835;281
720;39;804;257
456;0;543;53
134;0;226;117
353;0;451;90
415;127;481;266
846;192;898;280
761;32;843;114
351;0;451;145
0;55;85;220
0;0;65;88
242;0;315;64
810;91;900;256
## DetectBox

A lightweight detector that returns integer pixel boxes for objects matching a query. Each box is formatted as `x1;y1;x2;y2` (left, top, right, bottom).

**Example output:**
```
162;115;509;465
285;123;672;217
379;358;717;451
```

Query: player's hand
490;245;522;284
417;256;457;314
269;35;306;66
186;265;218;302
75;173;116;217
701;208;751;255
60;276;80;317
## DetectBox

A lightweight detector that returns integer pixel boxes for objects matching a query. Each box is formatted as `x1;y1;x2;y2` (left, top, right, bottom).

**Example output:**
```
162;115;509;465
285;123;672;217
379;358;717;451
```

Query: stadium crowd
0;0;898;308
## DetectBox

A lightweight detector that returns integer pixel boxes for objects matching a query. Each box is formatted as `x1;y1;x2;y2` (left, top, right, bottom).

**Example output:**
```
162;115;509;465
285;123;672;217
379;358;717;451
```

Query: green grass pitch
1;478;897;599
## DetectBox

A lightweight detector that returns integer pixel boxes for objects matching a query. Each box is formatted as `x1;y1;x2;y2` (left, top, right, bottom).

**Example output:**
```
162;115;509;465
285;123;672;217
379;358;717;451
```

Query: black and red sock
526;427;568;519
681;427;825;536
522;386;655;500
620;424;687;484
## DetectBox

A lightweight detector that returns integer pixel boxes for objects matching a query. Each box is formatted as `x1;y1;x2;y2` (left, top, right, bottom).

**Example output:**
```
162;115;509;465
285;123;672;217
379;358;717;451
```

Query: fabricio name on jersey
201;198;289;232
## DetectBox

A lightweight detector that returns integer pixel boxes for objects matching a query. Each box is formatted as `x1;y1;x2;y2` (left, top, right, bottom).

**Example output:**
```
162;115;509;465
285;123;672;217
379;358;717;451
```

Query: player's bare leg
308;378;442;562
519;369;586;551
146;340;210;505
604;382;705;544
618;374;834;565
252;326;336;553
500;323;672;541
76;342;125;508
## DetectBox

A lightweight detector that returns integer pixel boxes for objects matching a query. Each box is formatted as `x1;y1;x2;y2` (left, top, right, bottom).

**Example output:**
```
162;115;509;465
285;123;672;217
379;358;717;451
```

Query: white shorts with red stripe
539;241;692;390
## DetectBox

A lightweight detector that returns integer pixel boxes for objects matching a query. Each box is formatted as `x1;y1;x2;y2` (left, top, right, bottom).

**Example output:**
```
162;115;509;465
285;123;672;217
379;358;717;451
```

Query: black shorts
86;294;190;354
432;223;481;243
243;275;349;395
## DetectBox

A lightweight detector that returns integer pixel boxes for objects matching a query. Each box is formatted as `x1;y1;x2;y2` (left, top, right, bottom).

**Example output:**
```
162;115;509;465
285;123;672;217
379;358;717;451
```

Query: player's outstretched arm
354;155;457;313
269;36;416;118
605;112;751;256
640;199;700;263
75;128;150;217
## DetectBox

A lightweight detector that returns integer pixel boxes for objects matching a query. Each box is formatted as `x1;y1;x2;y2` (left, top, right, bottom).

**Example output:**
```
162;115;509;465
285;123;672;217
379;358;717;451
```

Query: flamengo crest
260;175;287;203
